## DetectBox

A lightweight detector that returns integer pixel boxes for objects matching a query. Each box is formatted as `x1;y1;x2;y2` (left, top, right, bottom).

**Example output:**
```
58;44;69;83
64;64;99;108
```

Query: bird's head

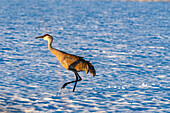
35;34;53;41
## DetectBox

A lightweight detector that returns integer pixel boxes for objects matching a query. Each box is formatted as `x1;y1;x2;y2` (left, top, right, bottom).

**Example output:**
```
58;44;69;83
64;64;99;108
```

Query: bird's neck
48;39;57;53
47;39;63;60
48;39;53;50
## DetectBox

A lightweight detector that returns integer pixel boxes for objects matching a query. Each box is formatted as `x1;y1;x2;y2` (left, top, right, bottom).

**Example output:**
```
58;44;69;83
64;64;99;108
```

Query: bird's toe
61;86;65;89
61;83;67;89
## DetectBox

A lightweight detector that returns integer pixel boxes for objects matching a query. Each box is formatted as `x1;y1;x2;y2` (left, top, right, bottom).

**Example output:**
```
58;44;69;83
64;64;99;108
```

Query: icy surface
0;0;169;112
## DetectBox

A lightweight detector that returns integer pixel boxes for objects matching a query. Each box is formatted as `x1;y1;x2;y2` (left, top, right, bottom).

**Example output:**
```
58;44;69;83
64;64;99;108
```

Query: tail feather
86;61;96;77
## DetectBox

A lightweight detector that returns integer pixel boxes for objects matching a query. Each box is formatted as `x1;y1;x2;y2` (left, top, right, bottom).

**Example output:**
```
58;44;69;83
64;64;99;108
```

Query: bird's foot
61;83;67;89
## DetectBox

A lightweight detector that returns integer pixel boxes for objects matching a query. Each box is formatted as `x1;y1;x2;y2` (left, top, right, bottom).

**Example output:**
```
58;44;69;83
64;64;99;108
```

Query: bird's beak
35;36;44;39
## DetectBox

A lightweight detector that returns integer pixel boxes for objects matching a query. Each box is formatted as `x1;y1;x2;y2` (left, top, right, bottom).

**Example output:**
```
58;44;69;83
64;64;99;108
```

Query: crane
35;34;96;92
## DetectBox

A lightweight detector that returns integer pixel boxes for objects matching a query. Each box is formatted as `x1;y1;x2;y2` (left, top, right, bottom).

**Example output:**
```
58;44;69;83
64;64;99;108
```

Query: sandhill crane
35;34;96;92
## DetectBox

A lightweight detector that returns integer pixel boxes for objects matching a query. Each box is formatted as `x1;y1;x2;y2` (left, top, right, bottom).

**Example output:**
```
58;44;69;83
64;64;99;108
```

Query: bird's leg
72;72;82;92
61;72;82;92
73;73;79;92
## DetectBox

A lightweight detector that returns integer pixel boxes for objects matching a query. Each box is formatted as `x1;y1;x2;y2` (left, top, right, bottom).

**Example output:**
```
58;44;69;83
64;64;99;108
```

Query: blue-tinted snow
0;0;169;112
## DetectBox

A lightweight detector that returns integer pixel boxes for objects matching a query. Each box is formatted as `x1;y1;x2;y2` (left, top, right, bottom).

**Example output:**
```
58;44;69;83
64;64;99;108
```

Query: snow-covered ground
0;0;169;112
